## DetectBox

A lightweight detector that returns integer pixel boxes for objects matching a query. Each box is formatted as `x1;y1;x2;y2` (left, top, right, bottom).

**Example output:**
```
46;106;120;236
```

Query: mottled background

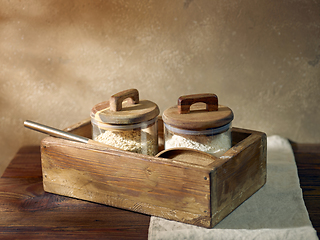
1;0;319;175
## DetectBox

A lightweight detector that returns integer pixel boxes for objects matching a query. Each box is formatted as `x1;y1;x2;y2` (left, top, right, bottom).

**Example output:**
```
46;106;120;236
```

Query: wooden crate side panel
210;133;267;227
43;180;211;228
231;127;251;146
63;118;92;138
41;139;211;227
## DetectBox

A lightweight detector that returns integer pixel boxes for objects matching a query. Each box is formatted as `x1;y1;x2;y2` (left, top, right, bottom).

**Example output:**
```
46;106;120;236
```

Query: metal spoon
23;120;110;147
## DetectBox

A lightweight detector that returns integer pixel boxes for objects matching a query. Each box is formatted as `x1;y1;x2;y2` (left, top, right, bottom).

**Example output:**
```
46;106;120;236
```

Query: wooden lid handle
178;93;218;114
110;89;139;112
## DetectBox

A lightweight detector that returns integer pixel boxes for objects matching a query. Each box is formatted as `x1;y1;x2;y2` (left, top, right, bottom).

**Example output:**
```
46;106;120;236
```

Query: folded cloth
148;136;318;240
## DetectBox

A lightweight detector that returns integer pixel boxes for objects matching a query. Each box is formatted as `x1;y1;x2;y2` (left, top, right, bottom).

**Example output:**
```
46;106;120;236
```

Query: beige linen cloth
148;136;318;240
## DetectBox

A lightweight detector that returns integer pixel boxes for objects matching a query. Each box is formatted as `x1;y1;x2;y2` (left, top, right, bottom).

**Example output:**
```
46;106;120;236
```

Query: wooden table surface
0;143;319;239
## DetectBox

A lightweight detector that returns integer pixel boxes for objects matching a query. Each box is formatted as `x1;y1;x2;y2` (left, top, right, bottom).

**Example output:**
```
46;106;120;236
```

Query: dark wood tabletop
0;143;319;239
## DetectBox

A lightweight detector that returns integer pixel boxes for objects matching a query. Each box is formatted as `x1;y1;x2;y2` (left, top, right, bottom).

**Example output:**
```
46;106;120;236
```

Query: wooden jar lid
162;93;233;130
92;89;160;125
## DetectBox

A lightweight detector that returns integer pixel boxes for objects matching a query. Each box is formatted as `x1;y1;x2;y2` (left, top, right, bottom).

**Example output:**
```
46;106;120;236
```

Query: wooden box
40;118;267;228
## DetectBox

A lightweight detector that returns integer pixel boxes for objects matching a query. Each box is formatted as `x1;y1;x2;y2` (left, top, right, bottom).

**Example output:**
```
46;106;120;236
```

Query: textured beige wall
1;0;319;175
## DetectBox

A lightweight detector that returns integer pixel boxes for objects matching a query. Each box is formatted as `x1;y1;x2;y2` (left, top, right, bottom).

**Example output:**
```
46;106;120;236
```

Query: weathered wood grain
1;145;42;178
41;119;266;228
210;129;267;225
0;151;150;239
41;137;212;227
0;141;318;238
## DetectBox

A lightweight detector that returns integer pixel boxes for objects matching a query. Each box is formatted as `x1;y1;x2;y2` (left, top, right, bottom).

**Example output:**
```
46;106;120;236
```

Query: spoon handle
24;120;89;144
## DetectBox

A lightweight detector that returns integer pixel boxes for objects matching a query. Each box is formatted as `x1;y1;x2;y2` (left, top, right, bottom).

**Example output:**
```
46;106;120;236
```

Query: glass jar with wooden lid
162;93;234;158
90;89;160;156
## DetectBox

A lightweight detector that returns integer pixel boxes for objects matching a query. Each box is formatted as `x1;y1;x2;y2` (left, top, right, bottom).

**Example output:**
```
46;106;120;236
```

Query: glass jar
162;93;234;158
91;89;160;156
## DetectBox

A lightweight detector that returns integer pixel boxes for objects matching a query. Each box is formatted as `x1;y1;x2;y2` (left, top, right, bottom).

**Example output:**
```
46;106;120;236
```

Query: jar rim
91;116;157;130
164;122;231;136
